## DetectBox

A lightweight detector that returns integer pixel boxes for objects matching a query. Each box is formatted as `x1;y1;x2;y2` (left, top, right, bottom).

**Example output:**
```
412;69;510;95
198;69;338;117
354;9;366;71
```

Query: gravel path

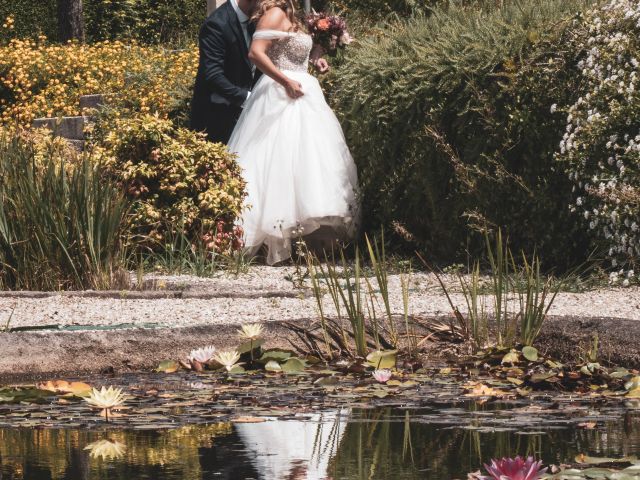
0;267;639;329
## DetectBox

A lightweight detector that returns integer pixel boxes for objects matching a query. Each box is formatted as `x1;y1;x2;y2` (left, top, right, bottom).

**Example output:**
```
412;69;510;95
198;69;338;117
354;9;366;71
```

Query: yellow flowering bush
0;37;197;126
100;115;247;253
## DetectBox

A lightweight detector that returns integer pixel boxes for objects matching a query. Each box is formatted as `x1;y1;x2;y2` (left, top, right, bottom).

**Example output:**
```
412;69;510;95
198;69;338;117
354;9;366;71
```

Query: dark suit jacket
190;2;258;142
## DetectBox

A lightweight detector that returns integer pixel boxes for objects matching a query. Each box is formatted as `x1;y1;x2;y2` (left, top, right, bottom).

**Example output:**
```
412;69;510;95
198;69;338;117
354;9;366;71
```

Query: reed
0;134;129;290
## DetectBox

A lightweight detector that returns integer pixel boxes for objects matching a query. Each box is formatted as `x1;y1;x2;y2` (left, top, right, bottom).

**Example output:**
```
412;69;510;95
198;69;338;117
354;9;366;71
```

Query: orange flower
317;19;330;31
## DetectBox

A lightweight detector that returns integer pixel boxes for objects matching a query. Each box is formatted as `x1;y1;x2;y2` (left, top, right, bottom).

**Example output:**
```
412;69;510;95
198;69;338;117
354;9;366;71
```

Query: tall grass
0;134;129;290
428;229;568;350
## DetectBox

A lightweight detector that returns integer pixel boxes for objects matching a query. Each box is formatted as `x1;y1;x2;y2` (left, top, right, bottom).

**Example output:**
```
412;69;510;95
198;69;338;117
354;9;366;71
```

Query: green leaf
281;358;306;374
228;365;246;374
529;372;557;383
259;349;293;363
522;346;538;362
501;350;520;364
625;376;640;391
237;338;265;355
366;350;397;369
265;360;282;372
314;376;339;387
156;360;180;373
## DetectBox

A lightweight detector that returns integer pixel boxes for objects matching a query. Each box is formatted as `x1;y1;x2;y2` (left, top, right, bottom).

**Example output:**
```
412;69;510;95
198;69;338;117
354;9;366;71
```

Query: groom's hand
314;58;330;74
285;79;304;99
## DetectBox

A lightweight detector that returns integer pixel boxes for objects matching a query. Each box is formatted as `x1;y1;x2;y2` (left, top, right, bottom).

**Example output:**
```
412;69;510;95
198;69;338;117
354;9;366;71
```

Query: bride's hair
251;0;303;31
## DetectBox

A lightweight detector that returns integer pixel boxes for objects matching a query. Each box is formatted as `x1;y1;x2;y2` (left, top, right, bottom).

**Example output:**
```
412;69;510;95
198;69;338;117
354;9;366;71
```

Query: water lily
238;323;263;340
372;369;392;383
213;350;242;372
480;456;547;480
188;345;216;364
84;386;127;422
84;439;126;460
238;323;263;362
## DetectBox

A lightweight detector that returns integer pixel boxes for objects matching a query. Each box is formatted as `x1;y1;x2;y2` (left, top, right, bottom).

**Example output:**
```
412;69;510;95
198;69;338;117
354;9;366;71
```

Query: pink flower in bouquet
480;456;547;480
339;32;353;46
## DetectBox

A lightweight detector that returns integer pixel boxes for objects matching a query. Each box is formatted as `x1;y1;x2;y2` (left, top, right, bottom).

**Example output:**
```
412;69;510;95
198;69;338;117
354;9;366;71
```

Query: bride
228;0;359;265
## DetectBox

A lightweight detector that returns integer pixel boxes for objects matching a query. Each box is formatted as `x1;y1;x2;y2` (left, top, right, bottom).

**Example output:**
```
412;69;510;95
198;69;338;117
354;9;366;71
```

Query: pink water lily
480;456;547;480
372;369;392;383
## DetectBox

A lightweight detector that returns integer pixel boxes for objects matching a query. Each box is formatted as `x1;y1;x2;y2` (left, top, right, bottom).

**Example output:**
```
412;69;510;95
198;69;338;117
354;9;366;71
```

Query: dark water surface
1;403;640;479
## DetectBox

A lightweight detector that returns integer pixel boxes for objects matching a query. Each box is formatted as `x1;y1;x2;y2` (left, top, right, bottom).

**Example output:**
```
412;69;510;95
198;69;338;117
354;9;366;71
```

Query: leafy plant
555;0;640;281
0;130;129;290
100;115;246;256
329;0;595;267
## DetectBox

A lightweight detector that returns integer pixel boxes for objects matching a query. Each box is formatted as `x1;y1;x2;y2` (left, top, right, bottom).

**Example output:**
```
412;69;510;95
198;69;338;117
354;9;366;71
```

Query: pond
1;382;640;479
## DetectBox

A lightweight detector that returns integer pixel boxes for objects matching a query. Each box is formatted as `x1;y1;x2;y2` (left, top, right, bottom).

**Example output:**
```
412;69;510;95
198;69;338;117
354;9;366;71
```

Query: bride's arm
248;8;304;100
310;44;329;73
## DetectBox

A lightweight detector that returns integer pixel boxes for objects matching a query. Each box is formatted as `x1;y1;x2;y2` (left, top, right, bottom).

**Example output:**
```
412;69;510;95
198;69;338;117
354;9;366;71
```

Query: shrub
0;38;197;127
84;0;204;44
0;130;129;290
99;115;246;254
555;0;640;283
318;0;436;18
1;0;204;44
328;0;595;267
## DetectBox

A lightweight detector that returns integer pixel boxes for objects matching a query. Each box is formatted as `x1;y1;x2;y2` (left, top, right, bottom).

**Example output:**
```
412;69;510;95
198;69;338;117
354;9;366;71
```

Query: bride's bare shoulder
256;6;288;29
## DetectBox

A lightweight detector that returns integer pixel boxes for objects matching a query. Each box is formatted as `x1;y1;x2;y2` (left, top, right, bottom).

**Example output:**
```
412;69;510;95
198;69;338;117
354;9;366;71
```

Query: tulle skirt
228;70;359;264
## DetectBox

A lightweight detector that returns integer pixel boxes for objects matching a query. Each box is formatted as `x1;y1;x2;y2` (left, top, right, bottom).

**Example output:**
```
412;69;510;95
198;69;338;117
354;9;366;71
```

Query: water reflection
0;406;638;479
236;410;347;479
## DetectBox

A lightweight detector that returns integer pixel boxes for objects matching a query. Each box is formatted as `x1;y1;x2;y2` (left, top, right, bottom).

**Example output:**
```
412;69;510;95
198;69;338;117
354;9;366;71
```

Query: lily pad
366;350;397;369
522;346;539;362
237;338;265;355
156;360;180;374
259;349;293;363
501;350;520;365
281;358;306;374
264;360;282;372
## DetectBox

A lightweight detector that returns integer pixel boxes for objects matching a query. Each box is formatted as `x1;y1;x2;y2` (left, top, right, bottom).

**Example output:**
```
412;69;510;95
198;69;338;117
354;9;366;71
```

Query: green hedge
1;0;205;43
329;0;597;267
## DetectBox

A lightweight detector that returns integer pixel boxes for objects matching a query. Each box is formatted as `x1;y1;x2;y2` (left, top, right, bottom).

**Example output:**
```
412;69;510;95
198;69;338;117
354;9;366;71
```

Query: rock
32;116;89;140
79;94;106;112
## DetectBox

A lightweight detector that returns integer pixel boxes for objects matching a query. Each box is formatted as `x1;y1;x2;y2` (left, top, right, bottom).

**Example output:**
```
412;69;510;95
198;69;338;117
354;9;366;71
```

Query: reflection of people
235;410;347;479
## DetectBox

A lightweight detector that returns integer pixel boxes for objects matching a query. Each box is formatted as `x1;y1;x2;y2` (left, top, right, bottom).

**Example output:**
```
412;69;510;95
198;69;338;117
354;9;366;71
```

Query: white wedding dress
228;29;359;265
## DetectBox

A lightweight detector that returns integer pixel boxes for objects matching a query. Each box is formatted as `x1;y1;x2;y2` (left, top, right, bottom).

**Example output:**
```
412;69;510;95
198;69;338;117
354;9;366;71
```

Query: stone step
32;116;89;140
66;139;85;152
79;94;106;112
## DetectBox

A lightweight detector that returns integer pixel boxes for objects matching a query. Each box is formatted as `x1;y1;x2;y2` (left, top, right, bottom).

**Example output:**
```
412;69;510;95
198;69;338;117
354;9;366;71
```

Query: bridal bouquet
305;12;352;54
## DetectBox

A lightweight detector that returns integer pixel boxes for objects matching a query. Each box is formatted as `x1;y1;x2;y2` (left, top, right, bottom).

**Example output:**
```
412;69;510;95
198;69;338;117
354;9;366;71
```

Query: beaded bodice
262;31;313;73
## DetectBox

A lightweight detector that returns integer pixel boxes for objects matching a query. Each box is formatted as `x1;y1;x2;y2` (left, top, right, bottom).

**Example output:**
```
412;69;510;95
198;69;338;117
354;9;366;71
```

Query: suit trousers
205;104;243;144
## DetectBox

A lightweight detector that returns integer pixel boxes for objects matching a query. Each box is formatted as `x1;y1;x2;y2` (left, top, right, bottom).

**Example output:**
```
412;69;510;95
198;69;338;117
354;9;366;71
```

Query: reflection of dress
235;410;347;479
228;29;359;265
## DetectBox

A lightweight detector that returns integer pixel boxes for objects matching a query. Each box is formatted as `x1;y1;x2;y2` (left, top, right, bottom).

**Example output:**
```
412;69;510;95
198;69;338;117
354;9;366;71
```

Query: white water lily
188;345;216;364
213;350;242;371
84;386;127;422
84;439;126;460
238;323;264;340
372;369;392;383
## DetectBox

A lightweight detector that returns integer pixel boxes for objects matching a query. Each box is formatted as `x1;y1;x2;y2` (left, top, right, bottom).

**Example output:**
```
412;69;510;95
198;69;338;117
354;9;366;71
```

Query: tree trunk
57;0;85;42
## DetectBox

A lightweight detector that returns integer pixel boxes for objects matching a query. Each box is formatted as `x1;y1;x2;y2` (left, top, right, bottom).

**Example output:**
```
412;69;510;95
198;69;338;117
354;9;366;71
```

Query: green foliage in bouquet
329;0;596;268
99;115;246;254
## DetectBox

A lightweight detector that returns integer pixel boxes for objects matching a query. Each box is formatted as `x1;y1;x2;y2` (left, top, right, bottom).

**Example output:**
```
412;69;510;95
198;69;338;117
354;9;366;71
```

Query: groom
191;0;330;144
191;0;260;144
